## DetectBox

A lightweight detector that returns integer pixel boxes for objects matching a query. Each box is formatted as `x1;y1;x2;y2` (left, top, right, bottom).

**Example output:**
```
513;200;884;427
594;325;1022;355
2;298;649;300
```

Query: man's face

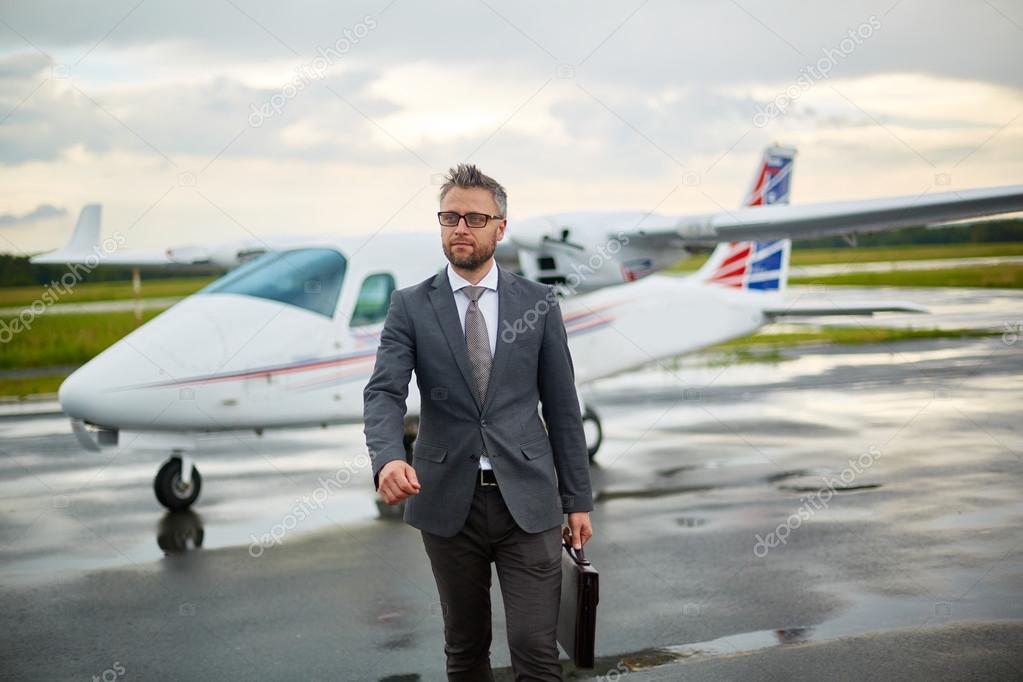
440;186;506;270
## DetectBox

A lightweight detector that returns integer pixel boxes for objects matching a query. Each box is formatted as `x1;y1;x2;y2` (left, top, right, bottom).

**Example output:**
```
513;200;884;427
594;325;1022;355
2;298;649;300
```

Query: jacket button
480;419;488;428
470;454;479;461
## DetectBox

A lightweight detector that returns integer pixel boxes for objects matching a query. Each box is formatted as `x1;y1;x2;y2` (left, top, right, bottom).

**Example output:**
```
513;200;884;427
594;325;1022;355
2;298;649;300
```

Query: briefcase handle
561;528;591;565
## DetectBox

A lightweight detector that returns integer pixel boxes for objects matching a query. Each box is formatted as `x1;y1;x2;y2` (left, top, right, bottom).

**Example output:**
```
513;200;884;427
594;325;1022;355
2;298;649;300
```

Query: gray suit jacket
363;262;594;537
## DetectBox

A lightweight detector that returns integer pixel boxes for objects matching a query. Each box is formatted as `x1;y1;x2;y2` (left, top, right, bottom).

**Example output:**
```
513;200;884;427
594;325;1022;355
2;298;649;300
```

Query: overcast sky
1;0;1022;254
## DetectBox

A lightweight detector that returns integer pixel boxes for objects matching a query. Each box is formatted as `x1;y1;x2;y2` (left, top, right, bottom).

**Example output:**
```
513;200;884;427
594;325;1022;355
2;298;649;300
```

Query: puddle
766;469;816;483
769;469;884;494
656;464;699;477
596;485;716;501
567;626;814;677
567;575;1023;678
778;482;882;493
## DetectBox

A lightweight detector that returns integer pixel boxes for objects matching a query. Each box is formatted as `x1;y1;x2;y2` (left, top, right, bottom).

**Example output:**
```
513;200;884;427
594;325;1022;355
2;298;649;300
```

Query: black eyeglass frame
437;211;504;228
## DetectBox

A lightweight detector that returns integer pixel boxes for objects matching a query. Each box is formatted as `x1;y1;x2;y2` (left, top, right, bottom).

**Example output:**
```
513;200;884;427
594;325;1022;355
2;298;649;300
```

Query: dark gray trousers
420;477;564;681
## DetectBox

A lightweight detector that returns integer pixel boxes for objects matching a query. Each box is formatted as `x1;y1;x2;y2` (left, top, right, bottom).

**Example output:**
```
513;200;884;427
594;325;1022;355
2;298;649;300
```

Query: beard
443;233;497;270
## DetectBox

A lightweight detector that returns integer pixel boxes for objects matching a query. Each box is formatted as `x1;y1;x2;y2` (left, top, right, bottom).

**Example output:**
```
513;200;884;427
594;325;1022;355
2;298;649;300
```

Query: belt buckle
479;468;497;487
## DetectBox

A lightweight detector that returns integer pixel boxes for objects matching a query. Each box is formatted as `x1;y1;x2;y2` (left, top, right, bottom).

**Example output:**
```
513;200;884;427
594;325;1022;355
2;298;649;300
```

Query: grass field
790;264;1023;289
667;241;1023;273
0;374;67;399
0;276;215;308
0;309;164;369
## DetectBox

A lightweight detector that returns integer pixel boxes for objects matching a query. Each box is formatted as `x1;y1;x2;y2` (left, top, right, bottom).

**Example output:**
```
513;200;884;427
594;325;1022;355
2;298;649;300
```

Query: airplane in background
30;147;1023;510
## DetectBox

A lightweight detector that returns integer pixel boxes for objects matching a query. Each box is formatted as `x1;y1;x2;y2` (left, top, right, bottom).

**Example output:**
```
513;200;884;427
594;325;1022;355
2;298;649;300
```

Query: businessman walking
363;164;594;680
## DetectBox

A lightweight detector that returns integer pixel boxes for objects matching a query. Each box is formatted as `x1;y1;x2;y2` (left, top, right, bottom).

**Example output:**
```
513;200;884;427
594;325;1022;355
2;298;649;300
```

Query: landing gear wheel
582;406;602;462
154;457;202;510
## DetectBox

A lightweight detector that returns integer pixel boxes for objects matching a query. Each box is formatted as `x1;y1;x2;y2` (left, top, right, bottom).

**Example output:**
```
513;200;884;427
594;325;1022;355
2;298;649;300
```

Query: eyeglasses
437;211;503;229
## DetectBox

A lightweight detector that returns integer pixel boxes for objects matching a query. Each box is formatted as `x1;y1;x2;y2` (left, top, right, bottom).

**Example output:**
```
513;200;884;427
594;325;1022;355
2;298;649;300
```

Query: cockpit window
350;273;396;327
200;248;346;317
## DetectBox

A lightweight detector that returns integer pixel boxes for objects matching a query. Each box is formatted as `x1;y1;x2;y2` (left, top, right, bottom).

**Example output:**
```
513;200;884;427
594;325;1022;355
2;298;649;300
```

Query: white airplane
31;147;1023;510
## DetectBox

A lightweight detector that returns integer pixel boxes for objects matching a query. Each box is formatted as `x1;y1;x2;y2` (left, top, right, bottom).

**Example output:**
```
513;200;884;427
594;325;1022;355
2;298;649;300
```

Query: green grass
0;276;215;308
667;241;1023;273
0;374;66;398
0;309;165;369
714;325;998;349
791;264;1023;289
785;241;1023;266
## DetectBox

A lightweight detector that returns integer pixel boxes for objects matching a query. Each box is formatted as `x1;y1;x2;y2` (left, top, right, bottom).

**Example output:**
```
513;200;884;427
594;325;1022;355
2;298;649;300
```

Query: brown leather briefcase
557;534;599;668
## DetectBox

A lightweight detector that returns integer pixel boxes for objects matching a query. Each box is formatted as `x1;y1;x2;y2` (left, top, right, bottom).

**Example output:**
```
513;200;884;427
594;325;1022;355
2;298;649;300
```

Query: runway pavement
1;287;1021;680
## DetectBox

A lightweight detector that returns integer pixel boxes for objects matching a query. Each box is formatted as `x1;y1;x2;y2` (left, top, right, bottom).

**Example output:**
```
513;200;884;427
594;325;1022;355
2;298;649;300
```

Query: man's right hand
378;460;421;505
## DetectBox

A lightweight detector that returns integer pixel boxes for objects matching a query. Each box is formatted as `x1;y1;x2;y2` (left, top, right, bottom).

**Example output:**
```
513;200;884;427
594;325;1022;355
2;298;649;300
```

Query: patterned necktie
460;285;492;406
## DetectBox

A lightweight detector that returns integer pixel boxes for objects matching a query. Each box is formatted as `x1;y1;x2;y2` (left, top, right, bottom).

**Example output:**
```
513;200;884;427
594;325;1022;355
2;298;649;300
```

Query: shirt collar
447;259;498;294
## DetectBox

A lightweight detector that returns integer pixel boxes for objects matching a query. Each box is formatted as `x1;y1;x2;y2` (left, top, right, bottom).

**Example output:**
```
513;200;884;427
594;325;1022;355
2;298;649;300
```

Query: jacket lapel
429;266;482;413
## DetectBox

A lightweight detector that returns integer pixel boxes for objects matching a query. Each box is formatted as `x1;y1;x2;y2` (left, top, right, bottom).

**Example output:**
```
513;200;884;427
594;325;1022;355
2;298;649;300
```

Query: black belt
477;468;498;487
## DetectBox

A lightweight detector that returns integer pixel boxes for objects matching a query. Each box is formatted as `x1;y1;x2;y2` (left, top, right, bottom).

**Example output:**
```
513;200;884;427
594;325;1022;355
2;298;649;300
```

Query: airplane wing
633;184;1023;246
30;204;180;267
28;204;271;269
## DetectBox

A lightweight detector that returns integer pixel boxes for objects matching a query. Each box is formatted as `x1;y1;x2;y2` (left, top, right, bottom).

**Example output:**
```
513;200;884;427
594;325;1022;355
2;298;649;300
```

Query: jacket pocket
520;436;552;460
413;441;448;463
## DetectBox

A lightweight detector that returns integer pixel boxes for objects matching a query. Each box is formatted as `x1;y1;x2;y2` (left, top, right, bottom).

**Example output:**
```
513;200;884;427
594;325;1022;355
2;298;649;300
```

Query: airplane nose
53;292;333;431
53;296;235;428
55;338;181;429
57;367;90;421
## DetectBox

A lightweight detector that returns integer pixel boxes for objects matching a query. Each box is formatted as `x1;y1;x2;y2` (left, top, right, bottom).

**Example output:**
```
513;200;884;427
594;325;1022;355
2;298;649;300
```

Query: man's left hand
564;512;593;550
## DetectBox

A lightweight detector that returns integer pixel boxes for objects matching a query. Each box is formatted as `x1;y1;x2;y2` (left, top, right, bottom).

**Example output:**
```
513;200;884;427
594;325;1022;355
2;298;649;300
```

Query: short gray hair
438;163;507;217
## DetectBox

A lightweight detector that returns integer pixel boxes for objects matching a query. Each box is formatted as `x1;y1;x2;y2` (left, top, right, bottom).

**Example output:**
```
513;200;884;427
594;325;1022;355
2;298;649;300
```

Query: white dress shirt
447;259;499;470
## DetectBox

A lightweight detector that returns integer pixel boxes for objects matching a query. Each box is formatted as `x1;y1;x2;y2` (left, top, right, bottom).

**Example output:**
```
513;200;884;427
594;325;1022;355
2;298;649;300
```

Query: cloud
0;203;67;227
0;0;1021;252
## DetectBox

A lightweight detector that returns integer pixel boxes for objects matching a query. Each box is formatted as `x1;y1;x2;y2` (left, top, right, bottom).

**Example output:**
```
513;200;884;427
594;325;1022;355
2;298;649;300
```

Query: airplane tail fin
29;204;102;264
695;238;791;292
692;145;796;293
743;145;796;207
66;204;102;253
29;204;173;266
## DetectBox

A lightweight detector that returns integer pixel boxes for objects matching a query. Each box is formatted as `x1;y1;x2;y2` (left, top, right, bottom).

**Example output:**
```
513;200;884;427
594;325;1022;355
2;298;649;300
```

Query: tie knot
461;285;486;303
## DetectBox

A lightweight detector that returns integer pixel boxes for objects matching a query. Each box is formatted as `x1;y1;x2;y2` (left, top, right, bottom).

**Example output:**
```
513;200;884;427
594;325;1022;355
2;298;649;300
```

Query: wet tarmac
1;287;1022;680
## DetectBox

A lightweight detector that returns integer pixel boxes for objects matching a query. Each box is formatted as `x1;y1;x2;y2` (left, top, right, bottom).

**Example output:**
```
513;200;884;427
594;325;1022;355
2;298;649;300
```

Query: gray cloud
0;0;1020;255
0;203;67;227
1;0;1021;88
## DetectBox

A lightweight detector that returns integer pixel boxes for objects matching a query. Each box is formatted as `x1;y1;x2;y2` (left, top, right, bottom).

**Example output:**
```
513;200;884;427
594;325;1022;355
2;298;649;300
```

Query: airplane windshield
199;248;347;317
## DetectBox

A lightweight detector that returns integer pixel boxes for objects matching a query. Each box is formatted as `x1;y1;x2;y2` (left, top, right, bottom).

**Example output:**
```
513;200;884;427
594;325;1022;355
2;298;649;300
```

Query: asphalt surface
1;286;1021;680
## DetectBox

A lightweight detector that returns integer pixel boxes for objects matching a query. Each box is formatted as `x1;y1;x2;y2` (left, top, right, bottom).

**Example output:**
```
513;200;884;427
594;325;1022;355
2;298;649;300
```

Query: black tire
582;406;602;461
154;458;202;510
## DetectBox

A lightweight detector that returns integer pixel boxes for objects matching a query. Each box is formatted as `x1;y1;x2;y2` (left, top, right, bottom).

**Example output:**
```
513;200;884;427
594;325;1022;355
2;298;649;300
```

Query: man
363;163;594;680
